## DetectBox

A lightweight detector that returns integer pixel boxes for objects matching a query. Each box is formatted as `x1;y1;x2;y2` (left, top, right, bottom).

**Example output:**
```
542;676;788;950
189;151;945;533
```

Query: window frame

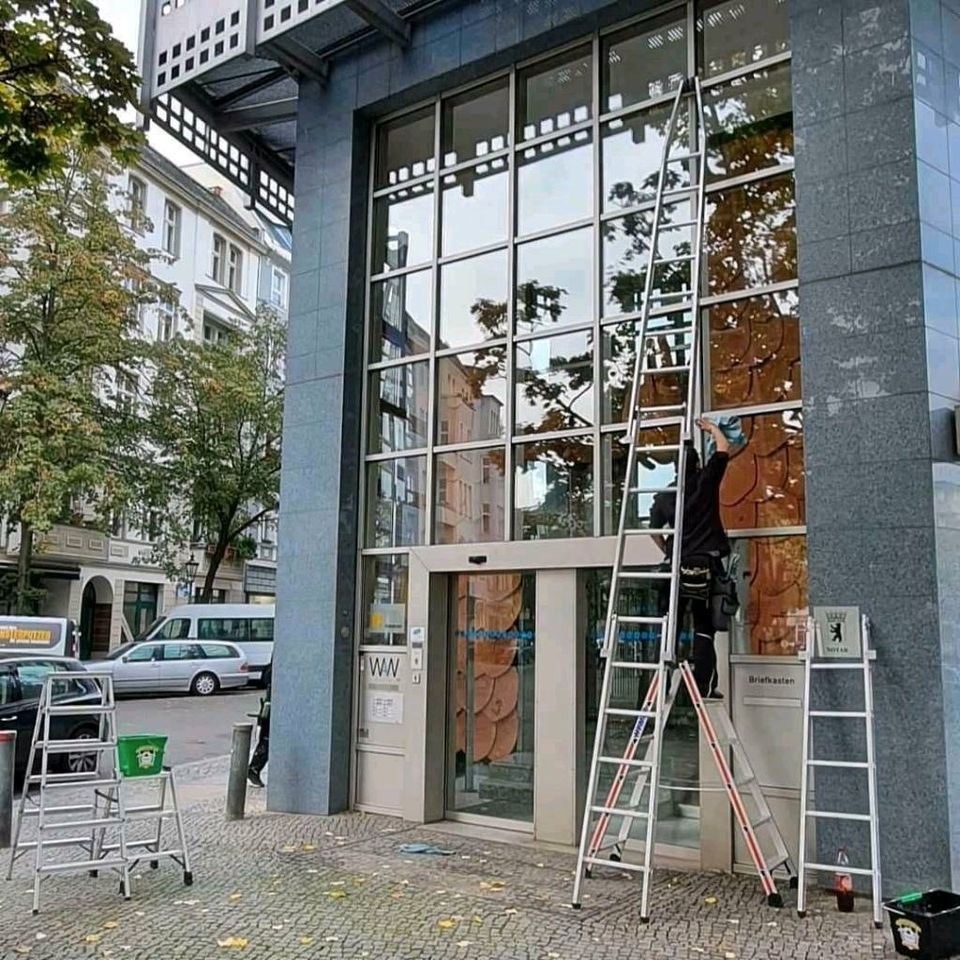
227;244;243;295
211;233;226;283
129;175;148;229
162;199;182;257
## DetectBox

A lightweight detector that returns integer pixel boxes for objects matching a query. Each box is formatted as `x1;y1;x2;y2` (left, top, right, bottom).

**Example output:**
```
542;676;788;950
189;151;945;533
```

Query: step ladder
797;614;882;927
6;671;131;914
571;76;795;922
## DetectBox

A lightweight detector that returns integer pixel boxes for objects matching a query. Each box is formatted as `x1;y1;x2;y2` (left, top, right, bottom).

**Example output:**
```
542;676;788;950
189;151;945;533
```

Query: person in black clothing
248;661;271;787
650;418;731;698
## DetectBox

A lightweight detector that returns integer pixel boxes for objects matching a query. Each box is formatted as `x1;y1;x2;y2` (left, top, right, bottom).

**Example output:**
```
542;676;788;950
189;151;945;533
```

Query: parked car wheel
57;726;99;775
191;672;219;697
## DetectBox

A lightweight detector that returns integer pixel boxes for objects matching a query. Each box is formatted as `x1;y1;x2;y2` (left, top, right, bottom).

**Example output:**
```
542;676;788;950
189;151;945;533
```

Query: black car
0;654;102;784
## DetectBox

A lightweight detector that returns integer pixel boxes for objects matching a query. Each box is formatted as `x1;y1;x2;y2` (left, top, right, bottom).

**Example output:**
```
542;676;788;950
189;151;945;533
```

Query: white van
0;616;79;658
140;604;274;683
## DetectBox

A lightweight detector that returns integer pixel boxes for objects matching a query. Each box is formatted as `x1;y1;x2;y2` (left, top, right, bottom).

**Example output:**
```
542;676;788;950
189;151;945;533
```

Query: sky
94;0;200;168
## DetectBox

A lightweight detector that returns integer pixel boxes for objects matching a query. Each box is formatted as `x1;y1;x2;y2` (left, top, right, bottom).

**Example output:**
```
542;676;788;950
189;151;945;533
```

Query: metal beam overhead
215;67;289;108
344;0;411;47
219;98;300;131
261;36;329;84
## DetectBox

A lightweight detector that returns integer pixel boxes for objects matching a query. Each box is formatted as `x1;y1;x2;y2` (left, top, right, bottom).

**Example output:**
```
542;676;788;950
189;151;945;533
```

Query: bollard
225;722;253;822
0;730;15;849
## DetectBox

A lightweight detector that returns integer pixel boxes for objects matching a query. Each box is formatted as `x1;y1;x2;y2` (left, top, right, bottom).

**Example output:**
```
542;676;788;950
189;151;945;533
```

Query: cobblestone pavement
1;759;897;960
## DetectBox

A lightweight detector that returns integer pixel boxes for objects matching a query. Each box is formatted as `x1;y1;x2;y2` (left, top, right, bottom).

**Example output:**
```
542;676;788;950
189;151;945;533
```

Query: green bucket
117;735;167;778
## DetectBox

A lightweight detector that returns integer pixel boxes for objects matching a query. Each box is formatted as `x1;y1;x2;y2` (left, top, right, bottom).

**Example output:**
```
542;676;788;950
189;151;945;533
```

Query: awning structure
138;0;424;225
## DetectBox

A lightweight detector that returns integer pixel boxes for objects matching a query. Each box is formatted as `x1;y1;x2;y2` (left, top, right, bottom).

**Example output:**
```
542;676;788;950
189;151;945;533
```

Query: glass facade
362;0;801;656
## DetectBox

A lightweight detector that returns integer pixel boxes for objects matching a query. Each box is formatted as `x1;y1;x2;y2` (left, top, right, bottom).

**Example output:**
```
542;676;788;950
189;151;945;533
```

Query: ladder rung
27;775;120;789
16;836;96;850
640;364;690;376
100;841;183;855
605;708;659;719
809;711;866;719
40;816;124;831
645;325;694;340
591;805;650;819
654;253;695;266
807;760;869;769
668;151;701;162
625;527;675;536
752;813;774;828
36;739;116;753
609;661;660;671
21;803;95;816
803;862;875;877
616;616;666;625
805;810;872;822
39;858;128;875
618;570;672;580
127;809;177;822
635;443;682;454
46;704;113;716
765;854;790;873
660;188;698;202
584;855;647;874
661;219;697;230
637;403;686;414
649;301;693;319
810;662;864;670
597;756;654;768
629;416;686;431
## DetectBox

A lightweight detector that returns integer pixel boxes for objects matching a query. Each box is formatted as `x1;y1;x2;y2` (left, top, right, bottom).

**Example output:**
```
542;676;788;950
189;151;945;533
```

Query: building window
162;200;181;257
158;299;177;342
115;371;138;411
211;233;226;282
203;316;229;344
227;244;243;294
129;176;147;229
271;266;287;308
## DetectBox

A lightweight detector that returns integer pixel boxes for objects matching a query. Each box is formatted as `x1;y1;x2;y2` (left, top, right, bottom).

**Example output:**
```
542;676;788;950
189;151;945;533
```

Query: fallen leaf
83;935;103;944
216;937;249;950
330;880;346;886
306;868;319;875
479;880;506;891
280;845;297;853
34;934;46;942
391;892;405;899
228;893;242;901
724;954;736;959
352;877;366;885
704;896;718;905
323;936;340;942
437;919;458;930
271;925;283;931
456;941;472;948
303;844;316;852
504;909;520;916
298;937;314;946
548;954;561;959
472;916;483;925
324;889;347;900
103;922;120;929
12;947;31;956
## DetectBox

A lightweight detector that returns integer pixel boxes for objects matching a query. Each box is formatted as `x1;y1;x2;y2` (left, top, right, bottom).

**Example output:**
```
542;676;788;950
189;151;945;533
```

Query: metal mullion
591;31;602;540
701;50;792;90
512;427;593;445
516;116;594;152
504;65;517;542
705;162;796;196
514;216;594;248
702;398;802;419
514;35;593;74
600;304;693;327
438;67;512;115
434;437;505;455
437;238;509;268
600;198;657;224
700;278;798;307
369;260;433;283
435;337;508;358
600;423;629;435
360;546;413;557
368;354;429;372
365;447;429;463
513;319;595;345
598;89;680;128
440;147;511;179
372;169;435;199
426;96;442;546
727;526;807;540
598;0;687;38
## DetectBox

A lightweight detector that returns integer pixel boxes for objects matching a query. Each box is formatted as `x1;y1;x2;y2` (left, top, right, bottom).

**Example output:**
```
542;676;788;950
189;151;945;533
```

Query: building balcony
139;0;416;224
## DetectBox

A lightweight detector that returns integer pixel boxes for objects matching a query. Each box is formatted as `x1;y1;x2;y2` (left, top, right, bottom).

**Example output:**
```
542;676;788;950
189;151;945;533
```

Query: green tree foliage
0;148;164;612
142;309;284;602
0;0;141;183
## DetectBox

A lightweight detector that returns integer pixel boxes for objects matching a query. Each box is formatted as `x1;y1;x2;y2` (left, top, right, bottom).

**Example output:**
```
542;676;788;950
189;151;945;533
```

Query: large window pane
707;290;800;409
515;331;594;435
437;349;507;444
370;270;432;363
516;227;593;334
435;450;506;543
602;317;692;423
442;78;509;166
602;208;694;317
518;46;592;141
366;456;427;547
728;535;807;655
701;0;790;78
372;183;434;273
368;362;429;453
705;63;793;182
602;103;690;212
441;160;509;256
449;572;535;821
375;106;436;188
362;554;408;646
439;249;508;349
706;173;796;295
514;436;593;539
517;130;593;235
602;13;686;113
720;410;804;530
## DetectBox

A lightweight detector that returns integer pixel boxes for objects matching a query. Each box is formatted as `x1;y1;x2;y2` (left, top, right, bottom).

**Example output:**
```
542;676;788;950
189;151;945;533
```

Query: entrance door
446;572;535;825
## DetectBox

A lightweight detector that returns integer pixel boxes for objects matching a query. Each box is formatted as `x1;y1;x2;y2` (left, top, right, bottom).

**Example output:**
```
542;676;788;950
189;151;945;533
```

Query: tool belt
679;564;712;602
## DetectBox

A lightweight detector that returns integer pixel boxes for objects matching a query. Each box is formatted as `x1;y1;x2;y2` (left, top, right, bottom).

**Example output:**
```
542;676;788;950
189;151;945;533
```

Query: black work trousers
679;593;718;698
249;720;270;776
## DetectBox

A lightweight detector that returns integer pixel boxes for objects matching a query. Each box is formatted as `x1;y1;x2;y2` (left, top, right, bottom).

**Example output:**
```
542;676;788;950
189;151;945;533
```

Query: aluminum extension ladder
797;615;882;927
6;671;131;914
571;76;795;922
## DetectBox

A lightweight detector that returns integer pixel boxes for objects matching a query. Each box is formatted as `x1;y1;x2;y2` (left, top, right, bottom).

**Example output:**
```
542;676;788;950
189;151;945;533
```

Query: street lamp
181;553;199;602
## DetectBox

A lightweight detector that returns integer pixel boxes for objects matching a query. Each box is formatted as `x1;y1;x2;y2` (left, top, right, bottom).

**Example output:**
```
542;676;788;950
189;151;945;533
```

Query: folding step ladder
797;614;882;927
6;671;131;914
571;76;795;922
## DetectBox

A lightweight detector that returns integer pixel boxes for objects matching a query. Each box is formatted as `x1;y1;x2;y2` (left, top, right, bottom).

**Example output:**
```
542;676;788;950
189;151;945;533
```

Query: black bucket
884;890;960;960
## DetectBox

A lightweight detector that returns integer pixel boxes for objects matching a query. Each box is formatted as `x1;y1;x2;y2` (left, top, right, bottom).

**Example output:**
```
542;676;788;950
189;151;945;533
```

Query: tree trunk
199;531;230;603
15;519;33;614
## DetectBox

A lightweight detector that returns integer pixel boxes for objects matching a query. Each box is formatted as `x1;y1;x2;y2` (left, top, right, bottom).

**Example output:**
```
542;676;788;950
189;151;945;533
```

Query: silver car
99;640;248;696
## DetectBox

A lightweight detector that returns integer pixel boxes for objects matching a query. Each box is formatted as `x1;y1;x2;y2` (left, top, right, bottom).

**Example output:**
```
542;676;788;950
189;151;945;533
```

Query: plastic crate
884;890;960;960
116;735;167;778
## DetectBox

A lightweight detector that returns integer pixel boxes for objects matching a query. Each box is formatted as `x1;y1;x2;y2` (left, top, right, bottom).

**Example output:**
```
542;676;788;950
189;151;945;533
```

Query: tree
142;309;284;602
0;0;141;184
0;148;162;612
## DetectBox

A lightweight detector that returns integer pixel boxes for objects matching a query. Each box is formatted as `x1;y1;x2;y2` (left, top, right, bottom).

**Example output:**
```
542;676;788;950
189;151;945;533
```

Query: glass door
446;572;535;824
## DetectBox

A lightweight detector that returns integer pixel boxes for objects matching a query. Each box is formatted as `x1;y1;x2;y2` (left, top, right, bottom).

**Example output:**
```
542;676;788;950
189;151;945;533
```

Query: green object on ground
116;734;167;777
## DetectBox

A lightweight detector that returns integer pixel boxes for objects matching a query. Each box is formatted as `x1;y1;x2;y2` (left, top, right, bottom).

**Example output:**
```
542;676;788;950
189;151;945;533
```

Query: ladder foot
32;909;38;916
797;910;806;919
639;916;650;925
571;902;581;911
609;851;622;863
788;876;799;889
874;921;883;930
89;870;98;878
183;870;194;886
767;892;783;908
150;860;159;869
